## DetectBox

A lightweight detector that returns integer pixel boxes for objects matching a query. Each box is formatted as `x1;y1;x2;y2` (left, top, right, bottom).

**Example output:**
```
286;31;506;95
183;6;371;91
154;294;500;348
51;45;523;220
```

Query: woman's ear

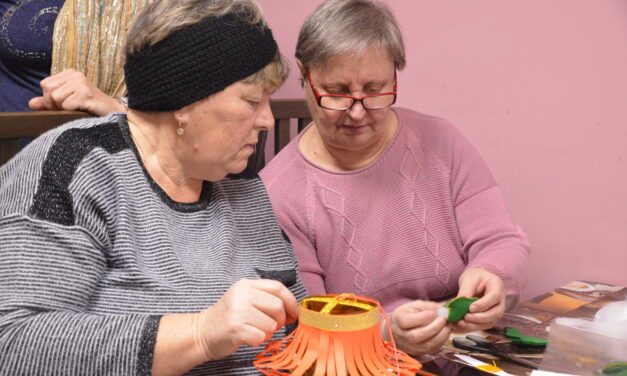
172;109;189;136
296;59;306;76
296;59;306;88
173;110;184;124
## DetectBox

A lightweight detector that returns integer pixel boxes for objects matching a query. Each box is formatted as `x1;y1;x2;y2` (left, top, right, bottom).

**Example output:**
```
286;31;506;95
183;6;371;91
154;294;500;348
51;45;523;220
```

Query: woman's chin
333;138;376;153
228;160;250;175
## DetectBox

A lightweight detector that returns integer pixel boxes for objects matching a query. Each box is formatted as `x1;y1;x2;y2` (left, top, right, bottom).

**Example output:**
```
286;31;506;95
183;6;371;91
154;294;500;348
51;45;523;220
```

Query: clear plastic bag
539;300;627;375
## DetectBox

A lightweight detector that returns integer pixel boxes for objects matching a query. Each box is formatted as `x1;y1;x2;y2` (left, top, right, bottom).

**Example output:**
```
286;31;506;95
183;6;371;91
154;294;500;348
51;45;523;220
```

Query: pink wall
258;0;627;299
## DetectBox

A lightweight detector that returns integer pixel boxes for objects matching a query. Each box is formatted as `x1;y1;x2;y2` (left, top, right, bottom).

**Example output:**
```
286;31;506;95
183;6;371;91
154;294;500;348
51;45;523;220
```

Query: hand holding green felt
438;296;478;323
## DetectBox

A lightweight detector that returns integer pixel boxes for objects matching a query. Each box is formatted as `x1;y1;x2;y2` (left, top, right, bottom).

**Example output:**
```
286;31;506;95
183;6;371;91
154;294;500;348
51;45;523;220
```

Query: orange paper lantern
254;294;423;376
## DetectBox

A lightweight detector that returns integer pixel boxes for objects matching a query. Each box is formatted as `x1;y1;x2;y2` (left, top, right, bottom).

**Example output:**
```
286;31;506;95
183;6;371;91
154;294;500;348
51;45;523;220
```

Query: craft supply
254;294;423;375
452;334;539;369
504;327;548;346
598;362;627;376
454;354;516;376
438;296;478;323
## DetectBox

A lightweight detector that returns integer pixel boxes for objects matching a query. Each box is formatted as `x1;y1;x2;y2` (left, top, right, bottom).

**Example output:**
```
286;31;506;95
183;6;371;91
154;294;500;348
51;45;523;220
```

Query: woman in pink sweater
260;0;530;356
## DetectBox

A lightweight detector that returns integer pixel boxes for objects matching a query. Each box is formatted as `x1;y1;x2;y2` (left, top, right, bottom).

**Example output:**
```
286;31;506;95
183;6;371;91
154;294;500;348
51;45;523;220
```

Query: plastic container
539;317;627;375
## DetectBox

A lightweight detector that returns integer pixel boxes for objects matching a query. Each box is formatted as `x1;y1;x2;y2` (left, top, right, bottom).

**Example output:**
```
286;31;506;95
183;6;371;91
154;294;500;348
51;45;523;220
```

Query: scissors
452;334;539;369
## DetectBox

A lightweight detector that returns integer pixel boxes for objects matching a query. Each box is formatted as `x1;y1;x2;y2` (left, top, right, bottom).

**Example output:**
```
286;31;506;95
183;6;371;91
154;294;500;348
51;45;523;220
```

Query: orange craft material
254;294;424;376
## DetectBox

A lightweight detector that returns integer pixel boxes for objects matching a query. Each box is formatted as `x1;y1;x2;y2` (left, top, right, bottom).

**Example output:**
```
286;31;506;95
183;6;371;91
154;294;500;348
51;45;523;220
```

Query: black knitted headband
125;14;278;111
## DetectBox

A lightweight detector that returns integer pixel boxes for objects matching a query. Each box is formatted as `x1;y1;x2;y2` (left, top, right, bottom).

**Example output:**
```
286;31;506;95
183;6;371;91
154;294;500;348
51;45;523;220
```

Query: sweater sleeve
261;155;326;296
455;186;530;302
0;215;160;375
278;211;326;296
270;196;326;295
0;126;160;374
445;124;530;303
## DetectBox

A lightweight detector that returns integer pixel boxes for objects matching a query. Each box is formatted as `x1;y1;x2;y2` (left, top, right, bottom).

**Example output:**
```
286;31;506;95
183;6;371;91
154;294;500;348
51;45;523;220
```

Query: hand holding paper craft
389;300;452;356
454;267;507;332
197;279;299;361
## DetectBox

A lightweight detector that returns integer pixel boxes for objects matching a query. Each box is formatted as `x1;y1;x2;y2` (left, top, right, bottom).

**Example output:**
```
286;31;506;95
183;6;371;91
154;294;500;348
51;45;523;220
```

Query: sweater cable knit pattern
399;146;452;291
260;108;530;314
319;186;368;293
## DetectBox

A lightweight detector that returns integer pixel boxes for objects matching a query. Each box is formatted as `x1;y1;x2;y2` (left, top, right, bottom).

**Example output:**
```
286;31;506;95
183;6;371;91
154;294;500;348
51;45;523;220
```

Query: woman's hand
453;267;506;332
196;279;299;361
389;300;451;356
28;69;125;116
152;279;299;375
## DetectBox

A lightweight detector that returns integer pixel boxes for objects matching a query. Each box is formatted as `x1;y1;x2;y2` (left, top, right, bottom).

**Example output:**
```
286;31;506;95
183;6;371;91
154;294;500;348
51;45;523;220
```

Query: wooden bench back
0;99;311;170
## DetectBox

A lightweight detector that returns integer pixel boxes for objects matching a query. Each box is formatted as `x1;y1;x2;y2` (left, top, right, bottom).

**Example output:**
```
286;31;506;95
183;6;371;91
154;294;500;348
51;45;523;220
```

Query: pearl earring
177;115;184;136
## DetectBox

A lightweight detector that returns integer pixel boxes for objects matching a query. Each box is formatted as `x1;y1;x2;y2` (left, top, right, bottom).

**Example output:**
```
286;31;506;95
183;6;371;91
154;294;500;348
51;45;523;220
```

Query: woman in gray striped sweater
0;1;307;375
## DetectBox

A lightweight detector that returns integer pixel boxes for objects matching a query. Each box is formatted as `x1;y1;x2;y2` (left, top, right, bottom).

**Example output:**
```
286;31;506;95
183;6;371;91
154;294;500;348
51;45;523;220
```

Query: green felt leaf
444;296;478;323
504;327;548;346
602;362;627;375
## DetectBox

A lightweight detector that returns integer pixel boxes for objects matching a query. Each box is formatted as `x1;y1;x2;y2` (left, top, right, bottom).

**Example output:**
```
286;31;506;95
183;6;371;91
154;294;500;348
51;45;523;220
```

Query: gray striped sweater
0;113;307;375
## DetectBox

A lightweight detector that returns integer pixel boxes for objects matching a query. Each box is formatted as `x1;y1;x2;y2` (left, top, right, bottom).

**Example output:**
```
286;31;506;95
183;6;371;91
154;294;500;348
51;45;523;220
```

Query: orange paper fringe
254;294;423;376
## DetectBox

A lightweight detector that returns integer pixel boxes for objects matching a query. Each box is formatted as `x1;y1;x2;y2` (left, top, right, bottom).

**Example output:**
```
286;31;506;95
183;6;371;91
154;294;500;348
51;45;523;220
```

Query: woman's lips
341;125;366;134
245;143;256;154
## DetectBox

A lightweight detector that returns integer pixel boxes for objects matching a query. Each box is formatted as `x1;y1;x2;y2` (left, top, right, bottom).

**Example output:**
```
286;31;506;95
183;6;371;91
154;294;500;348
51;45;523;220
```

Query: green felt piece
444;296;478;323
504;327;548;346
602;362;627;376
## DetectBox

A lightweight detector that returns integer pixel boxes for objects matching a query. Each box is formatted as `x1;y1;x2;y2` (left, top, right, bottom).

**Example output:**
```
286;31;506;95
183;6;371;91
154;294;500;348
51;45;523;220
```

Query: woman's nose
256;101;275;131
346;100;367;121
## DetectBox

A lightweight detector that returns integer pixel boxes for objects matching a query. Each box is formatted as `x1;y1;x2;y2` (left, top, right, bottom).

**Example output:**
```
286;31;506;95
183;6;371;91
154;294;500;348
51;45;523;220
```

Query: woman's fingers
241;306;281;343
50;84;77;110
250;292;288;332
29;69;124;115
469;276;504;313
394;316;450;356
392;300;441;330
423;322;452;351
393;306;438;330
454;268;506;332
452;267;507;333
28;96;48;111
197;279;298;360
464;308;500;324
38;73;67;110
252;279;299;324
458;268;505;311
401;316;447;343
233;279;296;336
391;300;451;356
30;71;71;111
239;324;270;348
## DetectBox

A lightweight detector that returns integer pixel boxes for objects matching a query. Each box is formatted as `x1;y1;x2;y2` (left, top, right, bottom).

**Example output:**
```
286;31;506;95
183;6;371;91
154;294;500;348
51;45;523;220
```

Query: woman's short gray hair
296;0;406;71
125;0;289;89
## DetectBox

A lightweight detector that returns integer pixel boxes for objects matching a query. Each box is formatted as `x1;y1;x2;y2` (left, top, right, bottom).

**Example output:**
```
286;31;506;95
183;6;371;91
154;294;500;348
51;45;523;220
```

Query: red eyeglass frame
304;70;397;110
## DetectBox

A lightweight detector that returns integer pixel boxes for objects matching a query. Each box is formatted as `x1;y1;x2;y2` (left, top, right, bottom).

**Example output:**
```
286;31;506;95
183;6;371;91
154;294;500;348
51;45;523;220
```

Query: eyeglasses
305;70;397;111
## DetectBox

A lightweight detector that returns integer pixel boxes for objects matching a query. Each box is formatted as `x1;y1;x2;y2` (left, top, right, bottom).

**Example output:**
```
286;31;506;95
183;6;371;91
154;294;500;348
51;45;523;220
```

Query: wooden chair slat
0;111;91;139
297;117;312;133
0;100;311;171
270;99;310;120
274;118;292;156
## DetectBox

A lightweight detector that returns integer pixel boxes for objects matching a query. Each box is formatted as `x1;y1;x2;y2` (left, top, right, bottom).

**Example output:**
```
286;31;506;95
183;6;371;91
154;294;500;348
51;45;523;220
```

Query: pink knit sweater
260;108;529;313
